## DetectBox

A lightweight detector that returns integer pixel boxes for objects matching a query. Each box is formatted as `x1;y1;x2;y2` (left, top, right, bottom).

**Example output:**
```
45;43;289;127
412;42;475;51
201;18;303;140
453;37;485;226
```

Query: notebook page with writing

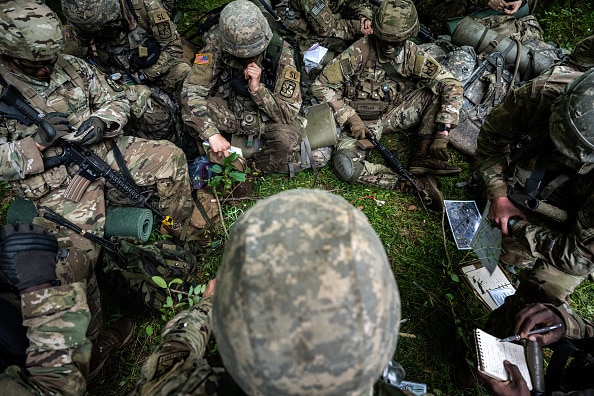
474;328;533;390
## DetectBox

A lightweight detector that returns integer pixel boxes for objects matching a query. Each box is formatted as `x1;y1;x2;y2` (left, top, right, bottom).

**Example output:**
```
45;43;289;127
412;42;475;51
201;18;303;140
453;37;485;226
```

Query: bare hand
244;62;262;92
478;361;531;396
208;134;231;158
514;303;564;345
502;0;522;14
360;17;373;35
203;279;216;298
488;196;526;235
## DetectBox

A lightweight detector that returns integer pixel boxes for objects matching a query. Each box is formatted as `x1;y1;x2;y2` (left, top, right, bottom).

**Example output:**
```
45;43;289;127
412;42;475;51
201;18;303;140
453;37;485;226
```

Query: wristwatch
436;123;451;133
507;216;522;233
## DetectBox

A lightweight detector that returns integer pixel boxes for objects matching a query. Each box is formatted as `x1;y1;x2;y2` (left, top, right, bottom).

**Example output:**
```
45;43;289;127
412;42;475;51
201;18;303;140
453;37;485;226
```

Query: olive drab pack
101;239;199;310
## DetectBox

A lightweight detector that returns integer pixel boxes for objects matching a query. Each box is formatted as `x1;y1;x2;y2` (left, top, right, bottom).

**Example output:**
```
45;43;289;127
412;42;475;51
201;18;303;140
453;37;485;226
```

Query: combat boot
88;317;134;382
409;137;462;176
397;174;444;212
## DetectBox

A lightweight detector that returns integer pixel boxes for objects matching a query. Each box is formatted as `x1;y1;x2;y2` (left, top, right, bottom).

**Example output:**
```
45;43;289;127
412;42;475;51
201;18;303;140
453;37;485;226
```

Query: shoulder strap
0;63;53;114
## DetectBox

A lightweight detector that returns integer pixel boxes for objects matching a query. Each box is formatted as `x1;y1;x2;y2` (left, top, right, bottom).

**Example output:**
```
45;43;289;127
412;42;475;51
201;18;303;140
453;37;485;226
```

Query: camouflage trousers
333;87;441;188
125;84;179;141
206;97;303;174
32;136;194;265
486;259;587;338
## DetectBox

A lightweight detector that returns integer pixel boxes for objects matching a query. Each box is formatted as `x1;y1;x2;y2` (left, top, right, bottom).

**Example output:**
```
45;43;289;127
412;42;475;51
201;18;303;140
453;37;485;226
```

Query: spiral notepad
474;328;533;390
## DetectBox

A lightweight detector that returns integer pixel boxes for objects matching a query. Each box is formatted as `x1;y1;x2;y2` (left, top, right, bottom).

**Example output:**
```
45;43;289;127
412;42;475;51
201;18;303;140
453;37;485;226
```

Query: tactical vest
222;32;285;136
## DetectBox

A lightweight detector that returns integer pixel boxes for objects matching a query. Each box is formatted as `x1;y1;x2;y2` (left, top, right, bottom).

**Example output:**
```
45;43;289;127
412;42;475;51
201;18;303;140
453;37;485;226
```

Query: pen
499;323;563;342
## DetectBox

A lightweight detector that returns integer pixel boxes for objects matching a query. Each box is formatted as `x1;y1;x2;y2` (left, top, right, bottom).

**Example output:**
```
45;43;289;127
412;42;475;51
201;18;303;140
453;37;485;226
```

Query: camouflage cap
61;0;121;32
219;0;272;58
372;0;420;43
212;189;401;395
549;68;594;168
0;0;64;61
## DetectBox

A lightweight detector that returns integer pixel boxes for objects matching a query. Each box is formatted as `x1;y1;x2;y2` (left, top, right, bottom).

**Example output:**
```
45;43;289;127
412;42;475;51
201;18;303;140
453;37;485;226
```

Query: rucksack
102;238;199;310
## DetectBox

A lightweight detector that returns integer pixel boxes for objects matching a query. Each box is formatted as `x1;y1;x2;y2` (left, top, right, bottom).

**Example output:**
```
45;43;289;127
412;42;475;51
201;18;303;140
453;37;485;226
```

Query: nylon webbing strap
524;154;549;198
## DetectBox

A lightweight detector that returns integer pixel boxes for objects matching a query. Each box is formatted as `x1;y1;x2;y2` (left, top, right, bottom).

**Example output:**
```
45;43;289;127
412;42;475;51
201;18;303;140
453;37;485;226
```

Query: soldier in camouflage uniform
60;0;192;141
182;0;305;174
0;0;196;380
132;189;403;395
471;65;594;338
311;0;464;211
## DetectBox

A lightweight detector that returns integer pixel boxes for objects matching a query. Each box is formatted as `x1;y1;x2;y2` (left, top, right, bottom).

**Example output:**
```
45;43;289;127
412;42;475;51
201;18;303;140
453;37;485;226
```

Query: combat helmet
61;0;121;32
0;0;64;62
219;0;273;58
372;0;419;43
549;68;594;173
212;189;401;395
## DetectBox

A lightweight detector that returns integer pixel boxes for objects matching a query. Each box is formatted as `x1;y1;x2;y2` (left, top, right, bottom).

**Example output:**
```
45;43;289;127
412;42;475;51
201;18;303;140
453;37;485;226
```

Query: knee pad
331;149;364;183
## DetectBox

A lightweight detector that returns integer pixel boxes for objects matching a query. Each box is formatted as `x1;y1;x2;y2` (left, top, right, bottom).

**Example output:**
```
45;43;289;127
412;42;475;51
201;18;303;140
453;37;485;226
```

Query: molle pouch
352;100;387;121
11;165;70;199
130;37;161;70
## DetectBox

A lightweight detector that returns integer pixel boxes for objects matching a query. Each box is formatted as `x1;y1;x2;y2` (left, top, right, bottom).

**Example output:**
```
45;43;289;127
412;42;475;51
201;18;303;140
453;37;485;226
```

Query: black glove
0;222;59;292
74;116;105;145
34;112;71;146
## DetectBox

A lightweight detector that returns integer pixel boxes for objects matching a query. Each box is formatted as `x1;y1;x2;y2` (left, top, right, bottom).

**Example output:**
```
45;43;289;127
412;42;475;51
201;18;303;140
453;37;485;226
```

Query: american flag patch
194;53;210;65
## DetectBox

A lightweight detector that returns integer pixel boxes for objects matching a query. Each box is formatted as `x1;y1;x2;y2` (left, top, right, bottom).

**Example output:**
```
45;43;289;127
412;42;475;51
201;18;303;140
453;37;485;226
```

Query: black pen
499;323;563;342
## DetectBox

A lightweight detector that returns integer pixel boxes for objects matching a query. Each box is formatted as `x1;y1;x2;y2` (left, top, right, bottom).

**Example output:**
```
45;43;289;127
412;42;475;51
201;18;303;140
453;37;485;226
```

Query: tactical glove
34;112;70;147
74;116;105;145
430;133;450;161
0;222;59;292
346;113;366;140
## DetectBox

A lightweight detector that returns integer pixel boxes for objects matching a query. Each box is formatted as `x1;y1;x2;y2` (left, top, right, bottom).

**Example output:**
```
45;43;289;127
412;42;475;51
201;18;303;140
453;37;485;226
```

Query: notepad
474;328;533;390
460;261;516;311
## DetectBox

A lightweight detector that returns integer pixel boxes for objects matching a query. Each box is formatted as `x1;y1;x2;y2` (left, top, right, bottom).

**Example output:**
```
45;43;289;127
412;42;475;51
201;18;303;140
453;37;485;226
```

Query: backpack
102;238;199;310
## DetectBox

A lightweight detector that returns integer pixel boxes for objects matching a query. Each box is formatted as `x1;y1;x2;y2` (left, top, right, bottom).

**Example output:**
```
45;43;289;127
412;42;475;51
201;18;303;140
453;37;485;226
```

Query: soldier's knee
331;149;364;183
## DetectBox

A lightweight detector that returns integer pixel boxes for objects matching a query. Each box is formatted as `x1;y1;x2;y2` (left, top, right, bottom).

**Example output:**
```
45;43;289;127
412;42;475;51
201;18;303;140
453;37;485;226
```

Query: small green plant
150;276;206;327
208;152;251;191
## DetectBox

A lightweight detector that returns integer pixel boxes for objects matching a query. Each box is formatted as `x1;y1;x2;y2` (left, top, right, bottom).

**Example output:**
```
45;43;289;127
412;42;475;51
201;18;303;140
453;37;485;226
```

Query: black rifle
364;130;433;206
42;142;174;226
0;78;174;227
0;76;56;144
463;52;505;90
507;187;568;223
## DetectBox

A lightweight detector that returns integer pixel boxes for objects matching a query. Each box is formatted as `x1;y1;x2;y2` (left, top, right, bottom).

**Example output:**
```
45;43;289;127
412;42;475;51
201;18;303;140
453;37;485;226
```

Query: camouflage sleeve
404;43;462;126
132;296;221;395
474;83;536;199
297;0;359;40
140;0;187;79
511;196;594;279
0;282;91;396
311;40;365;126
250;41;301;124
0;136;44;181
546;303;594;340
181;28;223;141
63;56;130;137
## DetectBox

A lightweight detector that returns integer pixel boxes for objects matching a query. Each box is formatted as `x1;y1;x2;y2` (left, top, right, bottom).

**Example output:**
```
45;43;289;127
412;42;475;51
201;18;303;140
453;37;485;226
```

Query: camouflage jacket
71;0;187;84
0;55;129;198
0;282;91;396
132;296;226;395
475;66;594;279
549;303;594;340
311;35;463;127
182;27;302;141
273;0;373;49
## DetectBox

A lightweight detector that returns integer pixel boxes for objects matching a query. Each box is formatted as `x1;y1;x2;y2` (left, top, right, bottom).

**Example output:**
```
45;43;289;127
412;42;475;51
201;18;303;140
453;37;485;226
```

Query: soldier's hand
346;113;366;140
360;17;373;35
514;303;564;346
244;62;262;92
478;361;531;396
34;112;70;147
208;134;231;158
430;132;450;160
0;222;59;293
74;116;105;145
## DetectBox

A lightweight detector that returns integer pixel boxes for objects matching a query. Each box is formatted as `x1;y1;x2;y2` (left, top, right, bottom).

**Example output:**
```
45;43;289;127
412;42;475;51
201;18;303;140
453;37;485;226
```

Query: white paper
444;200;481;250
303;43;328;73
488;287;516;307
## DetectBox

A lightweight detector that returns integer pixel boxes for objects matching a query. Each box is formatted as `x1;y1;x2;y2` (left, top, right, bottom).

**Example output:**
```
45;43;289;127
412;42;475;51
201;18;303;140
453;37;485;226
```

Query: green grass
5;0;594;395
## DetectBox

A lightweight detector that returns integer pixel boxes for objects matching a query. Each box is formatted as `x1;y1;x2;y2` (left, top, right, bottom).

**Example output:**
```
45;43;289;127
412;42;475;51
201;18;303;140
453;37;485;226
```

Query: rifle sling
523;154;549;199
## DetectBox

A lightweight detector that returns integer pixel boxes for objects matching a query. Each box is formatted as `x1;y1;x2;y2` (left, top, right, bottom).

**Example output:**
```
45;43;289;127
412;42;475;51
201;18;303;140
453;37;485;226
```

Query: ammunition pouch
351;100;388;121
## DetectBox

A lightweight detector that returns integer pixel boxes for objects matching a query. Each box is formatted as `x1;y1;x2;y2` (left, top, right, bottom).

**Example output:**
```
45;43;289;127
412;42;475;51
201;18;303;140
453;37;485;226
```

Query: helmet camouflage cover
0;0;64;61
549;68;594;167
372;0;420;43
212;189;401;395
61;0;121;32
219;0;273;58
